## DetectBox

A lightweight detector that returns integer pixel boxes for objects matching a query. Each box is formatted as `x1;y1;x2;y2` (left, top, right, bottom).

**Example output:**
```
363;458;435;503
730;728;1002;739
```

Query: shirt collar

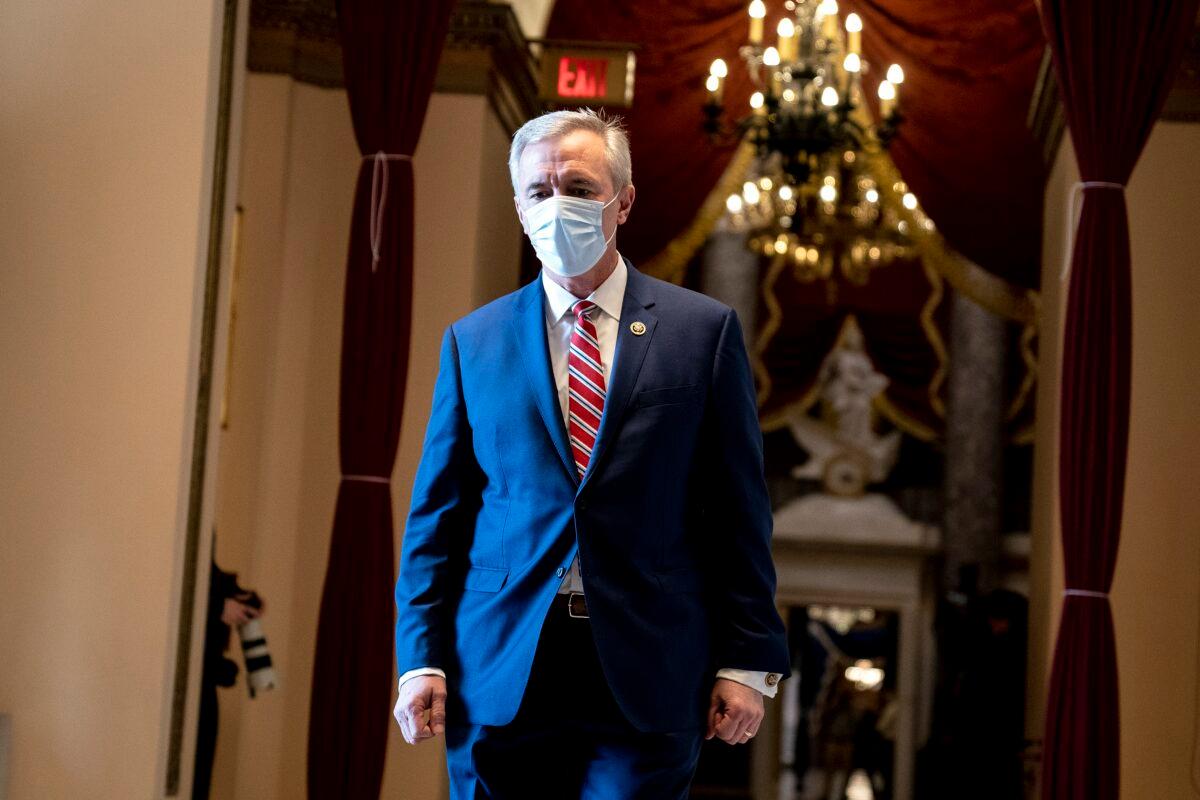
541;254;627;324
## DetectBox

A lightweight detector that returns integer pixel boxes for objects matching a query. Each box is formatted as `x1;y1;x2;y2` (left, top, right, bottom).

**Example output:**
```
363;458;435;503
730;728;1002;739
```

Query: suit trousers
444;594;705;800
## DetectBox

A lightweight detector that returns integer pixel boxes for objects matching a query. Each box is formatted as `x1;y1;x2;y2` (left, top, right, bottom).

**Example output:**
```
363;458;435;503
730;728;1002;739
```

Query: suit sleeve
394;323;482;676
699;308;791;678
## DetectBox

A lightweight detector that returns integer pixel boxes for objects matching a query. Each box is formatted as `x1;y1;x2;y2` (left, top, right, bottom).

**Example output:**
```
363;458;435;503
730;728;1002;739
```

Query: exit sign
538;45;636;108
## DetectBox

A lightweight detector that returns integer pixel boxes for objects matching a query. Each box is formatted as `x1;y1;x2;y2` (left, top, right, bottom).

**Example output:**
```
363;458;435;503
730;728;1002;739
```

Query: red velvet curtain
306;2;455;798
1036;2;1198;798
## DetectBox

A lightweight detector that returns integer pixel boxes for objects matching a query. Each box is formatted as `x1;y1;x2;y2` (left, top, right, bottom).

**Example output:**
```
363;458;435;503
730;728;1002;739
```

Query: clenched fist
705;677;763;745
394;675;447;745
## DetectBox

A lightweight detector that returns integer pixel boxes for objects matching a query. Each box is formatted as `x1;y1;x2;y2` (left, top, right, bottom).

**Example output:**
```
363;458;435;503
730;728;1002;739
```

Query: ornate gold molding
752;248;789;408
920;259;948;420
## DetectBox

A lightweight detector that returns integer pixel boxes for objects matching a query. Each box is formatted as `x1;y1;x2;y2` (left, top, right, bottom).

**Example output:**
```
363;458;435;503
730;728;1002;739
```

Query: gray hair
508;108;632;195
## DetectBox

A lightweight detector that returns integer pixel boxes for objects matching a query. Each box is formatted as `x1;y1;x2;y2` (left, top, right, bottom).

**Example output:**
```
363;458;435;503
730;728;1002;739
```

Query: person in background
192;542;265;800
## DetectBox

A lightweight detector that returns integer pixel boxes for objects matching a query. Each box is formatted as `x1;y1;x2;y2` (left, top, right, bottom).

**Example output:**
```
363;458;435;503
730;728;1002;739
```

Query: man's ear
513;195;528;234
617;184;636;224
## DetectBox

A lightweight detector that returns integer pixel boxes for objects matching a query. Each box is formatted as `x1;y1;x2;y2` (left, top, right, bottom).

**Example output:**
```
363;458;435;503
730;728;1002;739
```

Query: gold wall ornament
919;259;948;420
1006;321;1039;424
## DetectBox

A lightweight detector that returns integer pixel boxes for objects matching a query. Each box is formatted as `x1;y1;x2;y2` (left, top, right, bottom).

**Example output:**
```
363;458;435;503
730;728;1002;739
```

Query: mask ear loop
600;190;623;248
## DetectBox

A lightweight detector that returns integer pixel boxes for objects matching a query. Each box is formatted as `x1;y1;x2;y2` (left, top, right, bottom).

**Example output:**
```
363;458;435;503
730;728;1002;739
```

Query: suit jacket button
765;673;779;687
555;567;566;578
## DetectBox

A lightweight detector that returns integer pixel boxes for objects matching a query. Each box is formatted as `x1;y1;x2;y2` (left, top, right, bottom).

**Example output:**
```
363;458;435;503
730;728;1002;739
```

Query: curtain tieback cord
343;474;391;484
364;151;413;271
1063;588;1109;599
1062;180;1126;282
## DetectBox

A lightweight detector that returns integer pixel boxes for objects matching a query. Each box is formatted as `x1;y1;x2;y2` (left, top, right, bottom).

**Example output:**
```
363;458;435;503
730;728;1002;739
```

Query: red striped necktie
566;299;606;479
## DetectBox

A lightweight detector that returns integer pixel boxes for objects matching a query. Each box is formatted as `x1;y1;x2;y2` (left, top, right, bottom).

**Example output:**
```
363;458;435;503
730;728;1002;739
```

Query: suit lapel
508;261;659;494
510;278;579;486
578;262;657;494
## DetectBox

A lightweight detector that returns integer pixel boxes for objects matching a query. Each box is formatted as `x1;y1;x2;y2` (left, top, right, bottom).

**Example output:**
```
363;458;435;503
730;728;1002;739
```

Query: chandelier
703;0;932;286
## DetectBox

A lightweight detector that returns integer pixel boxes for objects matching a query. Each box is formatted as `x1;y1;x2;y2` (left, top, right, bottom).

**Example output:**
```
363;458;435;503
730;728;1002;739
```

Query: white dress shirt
398;257;780;698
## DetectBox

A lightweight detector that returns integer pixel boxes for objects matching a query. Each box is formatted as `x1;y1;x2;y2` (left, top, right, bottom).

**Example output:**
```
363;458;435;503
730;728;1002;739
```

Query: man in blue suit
393;109;789;798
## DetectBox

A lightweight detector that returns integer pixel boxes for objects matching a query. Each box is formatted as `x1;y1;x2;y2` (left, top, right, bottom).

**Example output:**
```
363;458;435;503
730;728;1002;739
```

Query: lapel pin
630;321;646;336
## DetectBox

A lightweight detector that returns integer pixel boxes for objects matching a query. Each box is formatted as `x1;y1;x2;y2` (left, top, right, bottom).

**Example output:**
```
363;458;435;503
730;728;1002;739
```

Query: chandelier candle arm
748;1;766;45
845;13;862;56
777;18;798;62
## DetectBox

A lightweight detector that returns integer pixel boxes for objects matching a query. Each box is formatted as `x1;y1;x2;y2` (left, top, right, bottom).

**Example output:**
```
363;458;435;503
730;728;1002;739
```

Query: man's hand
394;675;447;745
705;677;764;745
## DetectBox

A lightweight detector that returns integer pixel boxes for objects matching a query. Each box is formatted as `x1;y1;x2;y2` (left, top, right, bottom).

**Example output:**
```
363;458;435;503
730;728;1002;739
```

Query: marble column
700;229;759;355
943;287;1007;595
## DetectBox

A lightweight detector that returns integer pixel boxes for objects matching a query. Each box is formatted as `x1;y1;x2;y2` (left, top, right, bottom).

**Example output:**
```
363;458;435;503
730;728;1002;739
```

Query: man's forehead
518;131;607;181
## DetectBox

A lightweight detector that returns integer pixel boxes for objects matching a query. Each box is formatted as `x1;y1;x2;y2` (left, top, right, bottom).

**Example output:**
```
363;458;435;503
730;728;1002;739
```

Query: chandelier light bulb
750;91;765;109
774;236;789;255
710;58;728;78
843;53;861;73
819;184;838;203
818;0;839;17
887;63;905;84
778;185;794;201
743;181;761;204
749;0;766;19
763;46;781;66
821;86;839;107
877;79;896;100
705;74;720;92
778;18;795;38
902;192;918;210
726;194;745;214
865;188;879;203
845;13;862;32
782;88;797;102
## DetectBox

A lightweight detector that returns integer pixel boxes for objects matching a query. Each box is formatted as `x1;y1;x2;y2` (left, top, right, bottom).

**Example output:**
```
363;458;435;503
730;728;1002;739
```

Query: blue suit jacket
394;258;790;733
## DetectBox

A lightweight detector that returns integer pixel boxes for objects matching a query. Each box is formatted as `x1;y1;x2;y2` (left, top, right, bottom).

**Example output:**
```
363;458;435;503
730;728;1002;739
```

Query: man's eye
571;188;592;197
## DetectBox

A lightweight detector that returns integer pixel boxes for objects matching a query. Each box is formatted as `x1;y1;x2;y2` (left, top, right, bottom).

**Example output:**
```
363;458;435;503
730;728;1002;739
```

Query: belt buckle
567;592;589;619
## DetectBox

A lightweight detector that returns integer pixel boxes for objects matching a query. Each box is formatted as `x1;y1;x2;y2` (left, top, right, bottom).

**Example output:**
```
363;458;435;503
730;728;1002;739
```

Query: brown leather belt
556;591;588;619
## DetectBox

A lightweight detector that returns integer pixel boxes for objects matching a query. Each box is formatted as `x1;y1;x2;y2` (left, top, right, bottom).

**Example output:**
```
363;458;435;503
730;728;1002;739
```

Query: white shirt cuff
716;668;782;698
397;667;446;692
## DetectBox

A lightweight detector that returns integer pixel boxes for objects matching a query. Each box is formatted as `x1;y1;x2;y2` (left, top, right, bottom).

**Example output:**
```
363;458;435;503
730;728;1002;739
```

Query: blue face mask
523;193;619;278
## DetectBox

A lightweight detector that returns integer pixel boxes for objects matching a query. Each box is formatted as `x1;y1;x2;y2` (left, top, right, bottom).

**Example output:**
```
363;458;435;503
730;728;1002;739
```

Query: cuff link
765;673;780;687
